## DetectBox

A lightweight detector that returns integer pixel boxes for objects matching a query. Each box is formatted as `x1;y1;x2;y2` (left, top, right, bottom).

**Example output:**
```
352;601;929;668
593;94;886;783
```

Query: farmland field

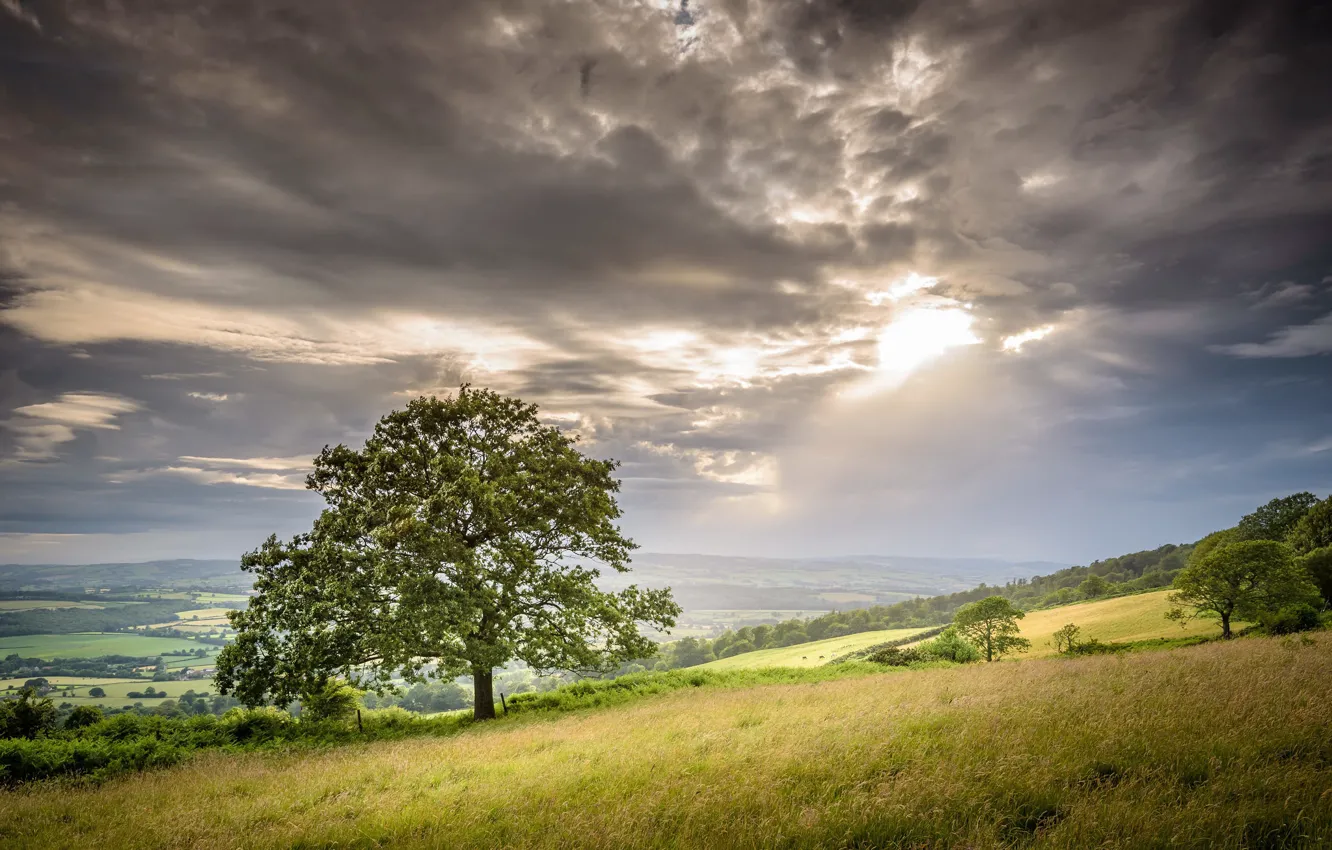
0;633;209;659
2;634;1327;849
697;626;931;670
0;600;110;611
1017;589;1232;656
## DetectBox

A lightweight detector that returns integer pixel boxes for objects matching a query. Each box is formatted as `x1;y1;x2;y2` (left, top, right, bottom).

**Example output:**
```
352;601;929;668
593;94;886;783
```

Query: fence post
356;708;363;733
500;692;508;715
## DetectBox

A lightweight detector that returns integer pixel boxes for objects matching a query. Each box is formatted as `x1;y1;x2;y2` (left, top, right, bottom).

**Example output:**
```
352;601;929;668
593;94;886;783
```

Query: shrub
1260;604;1322;635
917;627;981;663
0;689;59;739
64;706;103;731
865;646;925;667
300;680;362;722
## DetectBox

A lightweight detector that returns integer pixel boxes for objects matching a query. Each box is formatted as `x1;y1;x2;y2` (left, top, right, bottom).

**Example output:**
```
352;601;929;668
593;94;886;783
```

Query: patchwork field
697;627;931;670
1017;589;1231;656
0;600;110;611
2;634;1327;849
0;633;210;659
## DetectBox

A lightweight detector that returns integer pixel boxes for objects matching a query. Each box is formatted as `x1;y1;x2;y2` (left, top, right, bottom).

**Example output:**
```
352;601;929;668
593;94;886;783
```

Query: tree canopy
1168;539;1318;638
1287;496;1332;555
952;596;1030;662
215;387;680;720
1236;492;1318;542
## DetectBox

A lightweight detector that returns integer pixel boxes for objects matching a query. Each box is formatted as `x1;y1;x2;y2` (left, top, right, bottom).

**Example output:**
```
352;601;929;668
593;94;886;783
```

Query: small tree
1078;575;1110;598
952;596;1031;662
0;688;58;738
88;687;106;698
65;705;103;730
216;388;680;721
301;679;362;722
1237;492;1319;542
1052;623;1081;655
1167;539;1319;638
1287;496;1332;555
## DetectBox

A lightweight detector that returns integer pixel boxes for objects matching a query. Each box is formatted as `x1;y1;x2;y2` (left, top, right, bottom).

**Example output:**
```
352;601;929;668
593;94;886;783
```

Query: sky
2;0;1331;566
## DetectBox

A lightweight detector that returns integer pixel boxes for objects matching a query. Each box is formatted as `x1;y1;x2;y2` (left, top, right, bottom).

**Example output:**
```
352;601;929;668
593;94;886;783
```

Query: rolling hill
695;627;933;670
2;634;1327;848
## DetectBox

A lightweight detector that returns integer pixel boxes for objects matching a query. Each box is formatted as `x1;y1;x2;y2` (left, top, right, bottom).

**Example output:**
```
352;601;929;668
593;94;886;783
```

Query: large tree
215;388;679;720
1237;492;1319;542
952;596;1030;662
1167;539;1318;638
1299;547;1332;609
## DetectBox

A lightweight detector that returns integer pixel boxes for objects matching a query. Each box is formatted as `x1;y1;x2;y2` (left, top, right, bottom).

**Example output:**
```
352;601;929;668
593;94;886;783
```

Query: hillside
3;635;1328;848
695;627;932;670
1016;589;1231;657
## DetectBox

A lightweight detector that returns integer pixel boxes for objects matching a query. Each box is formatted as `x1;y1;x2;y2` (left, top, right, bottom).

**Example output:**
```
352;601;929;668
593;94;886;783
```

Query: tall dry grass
2;633;1330;849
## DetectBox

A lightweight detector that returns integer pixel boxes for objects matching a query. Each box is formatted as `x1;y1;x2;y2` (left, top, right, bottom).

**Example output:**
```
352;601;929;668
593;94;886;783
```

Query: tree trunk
472;666;496;721
1220;611;1232;639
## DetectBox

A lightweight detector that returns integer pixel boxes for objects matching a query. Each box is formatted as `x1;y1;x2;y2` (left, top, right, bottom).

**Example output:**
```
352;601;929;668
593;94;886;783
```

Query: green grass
696;627;932;670
189;593;250;605
1018;589;1234;657
0;600;109;611
0;633;208;660
1;634;1328;848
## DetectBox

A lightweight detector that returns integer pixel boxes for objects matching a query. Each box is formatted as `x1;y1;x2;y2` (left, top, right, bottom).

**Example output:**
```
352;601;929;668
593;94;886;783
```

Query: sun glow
1002;325;1056;352
877;307;980;375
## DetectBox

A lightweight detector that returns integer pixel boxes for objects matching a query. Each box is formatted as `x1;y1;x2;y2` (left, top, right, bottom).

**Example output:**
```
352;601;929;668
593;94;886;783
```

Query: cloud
5;392;139;460
1213;313;1332;358
1;0;1331;563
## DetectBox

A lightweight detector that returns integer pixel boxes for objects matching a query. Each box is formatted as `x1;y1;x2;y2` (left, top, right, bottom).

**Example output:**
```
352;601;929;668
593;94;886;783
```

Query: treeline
0;599;200;637
648;544;1190;669
1;653;157;680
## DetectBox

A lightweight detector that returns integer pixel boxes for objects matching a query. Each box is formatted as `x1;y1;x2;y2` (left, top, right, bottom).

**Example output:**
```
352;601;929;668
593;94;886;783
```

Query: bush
1260;604;1322;635
917;627;981;663
0;689;59;739
300;680;362;722
866;646;926;667
1071;639;1128;656
64;706;103;731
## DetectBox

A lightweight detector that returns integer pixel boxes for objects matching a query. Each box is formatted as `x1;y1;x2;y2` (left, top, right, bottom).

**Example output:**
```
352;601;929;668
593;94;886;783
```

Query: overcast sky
2;0;1331;566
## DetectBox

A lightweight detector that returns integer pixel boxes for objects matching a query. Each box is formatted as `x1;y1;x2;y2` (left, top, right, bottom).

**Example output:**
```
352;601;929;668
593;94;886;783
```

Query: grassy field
189;593;250;605
697;627;931;670
1;634;1328;848
1017;589;1231;657
0;633;208;659
0;600;110;611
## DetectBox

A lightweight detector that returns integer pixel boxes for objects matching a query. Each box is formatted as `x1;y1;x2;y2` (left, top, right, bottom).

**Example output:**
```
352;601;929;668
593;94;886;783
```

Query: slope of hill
1016;589;1231;657
3;635;1327;849
695;627;932;671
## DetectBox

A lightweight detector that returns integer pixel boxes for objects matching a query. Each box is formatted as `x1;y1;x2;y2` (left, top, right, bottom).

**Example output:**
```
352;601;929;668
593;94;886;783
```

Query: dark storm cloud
1;0;1331;562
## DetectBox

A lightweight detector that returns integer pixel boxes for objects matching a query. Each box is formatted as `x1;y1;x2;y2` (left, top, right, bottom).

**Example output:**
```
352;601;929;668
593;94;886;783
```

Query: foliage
1168;540;1320;638
88;687;106;698
1236;492;1319;542
64;705;104;730
952;597;1031;662
1258;604;1322;636
1301;547;1332;608
0;688;58;739
216;388;679;722
1286;496;1332;555
915;627;981;663
300;680;362;722
1051;624;1081;655
1077;575;1109;598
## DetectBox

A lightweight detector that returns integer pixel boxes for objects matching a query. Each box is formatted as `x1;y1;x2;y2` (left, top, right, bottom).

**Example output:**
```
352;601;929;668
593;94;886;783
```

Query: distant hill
0;559;246;592
602;552;1068;612
0;553;1068;606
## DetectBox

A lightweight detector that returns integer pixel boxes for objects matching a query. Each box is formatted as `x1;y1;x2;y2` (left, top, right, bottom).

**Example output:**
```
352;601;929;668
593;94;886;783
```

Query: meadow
0;633;208;660
1016;589;1230;656
696;627;932;670
0;600;110;611
1;633;1327;849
